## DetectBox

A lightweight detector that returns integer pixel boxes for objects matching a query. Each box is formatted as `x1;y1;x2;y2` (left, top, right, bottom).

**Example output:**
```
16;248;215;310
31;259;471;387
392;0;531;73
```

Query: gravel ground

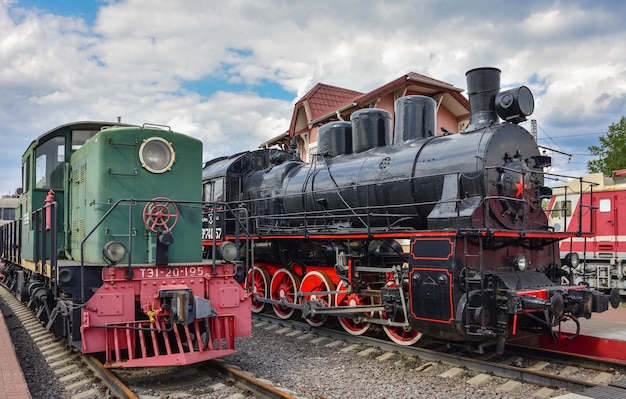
225;321;573;399
225;324;567;399
0;299;71;399
2;293;574;399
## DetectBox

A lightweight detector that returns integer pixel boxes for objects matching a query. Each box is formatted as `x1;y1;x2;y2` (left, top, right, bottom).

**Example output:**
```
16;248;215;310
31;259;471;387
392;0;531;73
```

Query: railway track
113;360;303;398
5;277;626;398
0;284;132;399
0;283;301;399
249;312;626;397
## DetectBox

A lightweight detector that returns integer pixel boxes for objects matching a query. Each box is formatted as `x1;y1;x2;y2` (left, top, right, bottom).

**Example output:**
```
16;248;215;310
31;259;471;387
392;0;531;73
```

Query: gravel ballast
1;295;575;399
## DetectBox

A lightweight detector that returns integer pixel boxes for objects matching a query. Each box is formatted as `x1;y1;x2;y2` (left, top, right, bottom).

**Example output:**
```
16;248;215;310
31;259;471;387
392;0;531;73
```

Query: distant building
261;72;470;161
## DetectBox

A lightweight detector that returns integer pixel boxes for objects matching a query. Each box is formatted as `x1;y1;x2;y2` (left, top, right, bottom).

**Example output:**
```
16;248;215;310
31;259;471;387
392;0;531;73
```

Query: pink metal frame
79;263;251;368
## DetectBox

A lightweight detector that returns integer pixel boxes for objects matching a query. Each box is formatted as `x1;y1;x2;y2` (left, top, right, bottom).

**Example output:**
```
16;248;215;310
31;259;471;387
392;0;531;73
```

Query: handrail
207;201;254;276
78;198;254;303
29;202;58;291
0;203;57;294
220;169;597;239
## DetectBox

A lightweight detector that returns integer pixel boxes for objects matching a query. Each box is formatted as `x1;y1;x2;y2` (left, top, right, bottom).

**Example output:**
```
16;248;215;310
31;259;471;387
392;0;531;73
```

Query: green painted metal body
69;126;202;264
18;122;202;268
19;124;75;265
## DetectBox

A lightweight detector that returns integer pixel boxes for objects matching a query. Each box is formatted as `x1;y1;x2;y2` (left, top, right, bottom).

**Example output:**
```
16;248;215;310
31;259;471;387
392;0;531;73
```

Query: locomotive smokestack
464;67;501;132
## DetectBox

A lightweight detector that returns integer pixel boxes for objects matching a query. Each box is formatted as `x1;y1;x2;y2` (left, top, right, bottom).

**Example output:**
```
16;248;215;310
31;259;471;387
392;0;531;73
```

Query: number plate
138;266;206;279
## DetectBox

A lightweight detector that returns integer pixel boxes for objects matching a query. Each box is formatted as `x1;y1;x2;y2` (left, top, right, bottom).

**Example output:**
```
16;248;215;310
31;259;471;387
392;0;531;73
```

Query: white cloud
0;0;625;195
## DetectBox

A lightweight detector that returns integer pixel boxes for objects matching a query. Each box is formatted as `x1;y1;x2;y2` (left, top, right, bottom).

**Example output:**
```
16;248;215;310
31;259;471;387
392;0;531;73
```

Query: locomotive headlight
513;253;528;271
103;241;127;265
564;252;580;268
219;241;238;262
139;137;175;173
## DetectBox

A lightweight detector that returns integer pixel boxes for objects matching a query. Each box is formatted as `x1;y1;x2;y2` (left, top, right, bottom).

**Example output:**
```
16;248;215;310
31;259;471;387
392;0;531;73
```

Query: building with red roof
261;71;470;161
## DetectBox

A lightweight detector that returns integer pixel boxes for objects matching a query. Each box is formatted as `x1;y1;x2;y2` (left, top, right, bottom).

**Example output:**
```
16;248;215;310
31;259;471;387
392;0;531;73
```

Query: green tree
588;116;626;176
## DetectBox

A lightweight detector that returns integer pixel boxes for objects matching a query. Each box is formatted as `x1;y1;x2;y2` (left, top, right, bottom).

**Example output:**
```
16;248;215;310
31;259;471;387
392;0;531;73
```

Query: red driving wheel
143;197;179;232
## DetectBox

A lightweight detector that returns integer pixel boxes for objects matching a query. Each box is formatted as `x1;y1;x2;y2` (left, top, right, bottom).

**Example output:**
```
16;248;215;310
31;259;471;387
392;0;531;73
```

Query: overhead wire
523;119;607;176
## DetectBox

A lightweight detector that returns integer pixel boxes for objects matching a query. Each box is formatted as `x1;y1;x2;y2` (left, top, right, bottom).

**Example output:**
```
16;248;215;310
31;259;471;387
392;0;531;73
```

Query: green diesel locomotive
1;121;251;367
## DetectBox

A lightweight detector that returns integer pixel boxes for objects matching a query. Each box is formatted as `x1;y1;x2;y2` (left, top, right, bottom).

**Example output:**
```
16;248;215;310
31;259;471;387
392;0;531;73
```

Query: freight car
0;197;18;226
0;121;251;367
547;170;626;295
202;67;619;351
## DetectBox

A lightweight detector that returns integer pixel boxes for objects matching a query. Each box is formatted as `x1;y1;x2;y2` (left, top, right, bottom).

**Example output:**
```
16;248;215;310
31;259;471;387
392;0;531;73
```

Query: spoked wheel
382;316;423;346
335;280;373;335
142;197;179;232
270;268;300;319
246;266;270;313
381;282;423;345
300;270;335;327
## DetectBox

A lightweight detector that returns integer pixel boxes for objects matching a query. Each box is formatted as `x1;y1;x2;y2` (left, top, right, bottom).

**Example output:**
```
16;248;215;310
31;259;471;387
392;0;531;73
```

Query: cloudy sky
1;0;625;196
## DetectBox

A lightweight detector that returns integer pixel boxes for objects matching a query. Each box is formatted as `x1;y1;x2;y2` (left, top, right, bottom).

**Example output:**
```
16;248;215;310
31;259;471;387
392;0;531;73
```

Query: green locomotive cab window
22;155;30;192
139;137;175;173
2;207;15;220
71;129;98;150
35;136;65;190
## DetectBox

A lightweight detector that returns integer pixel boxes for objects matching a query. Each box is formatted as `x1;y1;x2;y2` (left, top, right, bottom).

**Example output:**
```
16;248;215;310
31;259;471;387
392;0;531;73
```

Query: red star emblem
514;175;527;197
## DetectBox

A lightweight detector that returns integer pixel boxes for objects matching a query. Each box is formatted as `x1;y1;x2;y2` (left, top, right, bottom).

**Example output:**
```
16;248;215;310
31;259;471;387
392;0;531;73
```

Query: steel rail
83;355;139;399
210;360;301;399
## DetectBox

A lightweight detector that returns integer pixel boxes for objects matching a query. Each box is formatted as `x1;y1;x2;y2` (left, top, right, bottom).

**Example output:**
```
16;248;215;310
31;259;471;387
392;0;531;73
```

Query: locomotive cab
16;122;133;268
201;148;293;258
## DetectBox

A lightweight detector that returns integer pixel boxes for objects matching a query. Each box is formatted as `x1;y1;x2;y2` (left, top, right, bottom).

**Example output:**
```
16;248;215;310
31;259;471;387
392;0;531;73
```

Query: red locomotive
547;170;626;295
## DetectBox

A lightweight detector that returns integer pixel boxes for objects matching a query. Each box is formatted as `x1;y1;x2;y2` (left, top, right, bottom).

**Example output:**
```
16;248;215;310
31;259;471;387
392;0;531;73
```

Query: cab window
2;207;15;220
203;178;224;202
35;136;65;190
552;200;571;218
22;156;30;192
599;198;611;213
214;178;224;202
72;129;98;150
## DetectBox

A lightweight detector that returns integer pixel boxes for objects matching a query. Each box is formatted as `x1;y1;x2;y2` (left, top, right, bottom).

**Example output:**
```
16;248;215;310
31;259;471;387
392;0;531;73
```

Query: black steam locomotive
202;67;619;350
